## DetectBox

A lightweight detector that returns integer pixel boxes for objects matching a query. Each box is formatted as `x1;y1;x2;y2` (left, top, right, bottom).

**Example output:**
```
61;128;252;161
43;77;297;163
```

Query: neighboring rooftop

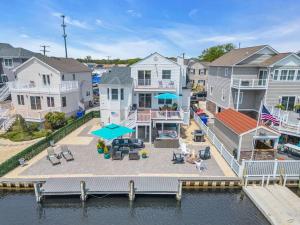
215;108;259;135
209;45;268;66
37;56;91;73
100;67;132;85
260;53;291;66
0;43;39;58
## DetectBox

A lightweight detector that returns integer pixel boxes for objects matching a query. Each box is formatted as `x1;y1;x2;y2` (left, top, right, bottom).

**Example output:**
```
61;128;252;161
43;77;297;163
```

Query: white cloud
95;19;103;26
20;34;29;38
126;9;142;18
51;12;90;29
188;9;198;17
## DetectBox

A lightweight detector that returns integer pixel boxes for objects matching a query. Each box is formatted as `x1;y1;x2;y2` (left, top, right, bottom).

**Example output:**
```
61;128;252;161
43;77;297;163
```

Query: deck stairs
0;108;16;133
120;111;137;129
0;84;10;102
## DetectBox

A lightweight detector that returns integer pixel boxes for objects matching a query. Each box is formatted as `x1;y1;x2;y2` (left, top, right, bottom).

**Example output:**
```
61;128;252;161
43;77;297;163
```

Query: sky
1;0;300;59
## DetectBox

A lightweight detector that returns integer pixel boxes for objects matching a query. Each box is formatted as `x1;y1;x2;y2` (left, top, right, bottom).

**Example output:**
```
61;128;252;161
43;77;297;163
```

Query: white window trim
224;68;229;77
273;69;300;81
111;88;119;100
3;58;13;68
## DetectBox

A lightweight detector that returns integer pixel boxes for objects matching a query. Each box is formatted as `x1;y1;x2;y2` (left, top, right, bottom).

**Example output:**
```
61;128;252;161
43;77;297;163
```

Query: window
42;74;50;85
30;96;41;110
17;95;24;105
221;89;225;101
138;70;151;85
273;70;279;80
210;86;213;95
107;88;110;100
47;97;55;107
121;88;124;100
111;89;118;100
234;92;243;104
0;74;8;83
4;58;12;67
225;68;229;76
162;70;171;79
138;93;152;108
288;70;295;80
297;70;300;80
62;74;65;81
280;70;288;80
62;96;67;107
72;74;76;80
281;96;296;111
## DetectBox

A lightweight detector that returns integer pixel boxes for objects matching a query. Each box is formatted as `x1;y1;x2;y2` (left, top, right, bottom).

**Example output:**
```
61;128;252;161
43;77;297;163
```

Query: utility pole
61;15;68;58
106;56;111;63
40;45;50;56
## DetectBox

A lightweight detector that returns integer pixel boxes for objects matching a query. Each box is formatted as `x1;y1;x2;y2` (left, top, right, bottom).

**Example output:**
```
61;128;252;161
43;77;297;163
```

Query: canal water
0;189;270;225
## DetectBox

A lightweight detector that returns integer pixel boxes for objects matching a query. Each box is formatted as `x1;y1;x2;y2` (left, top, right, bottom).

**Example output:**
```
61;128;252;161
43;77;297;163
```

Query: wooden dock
243;185;300;225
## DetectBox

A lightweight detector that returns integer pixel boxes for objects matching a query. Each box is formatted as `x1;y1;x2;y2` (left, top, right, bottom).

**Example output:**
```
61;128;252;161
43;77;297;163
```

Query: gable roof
215;108;279;136
259;53;291;66
209;45;269;66
130;52;180;67
36;56;91;73
0;43;39;58
100;67;132;85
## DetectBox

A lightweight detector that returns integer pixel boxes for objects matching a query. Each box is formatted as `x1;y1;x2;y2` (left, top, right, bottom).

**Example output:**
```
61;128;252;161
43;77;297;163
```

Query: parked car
112;138;145;150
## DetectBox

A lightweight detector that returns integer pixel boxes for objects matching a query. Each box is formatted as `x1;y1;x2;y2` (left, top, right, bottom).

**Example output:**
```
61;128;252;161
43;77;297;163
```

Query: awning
154;93;178;100
91;123;134;140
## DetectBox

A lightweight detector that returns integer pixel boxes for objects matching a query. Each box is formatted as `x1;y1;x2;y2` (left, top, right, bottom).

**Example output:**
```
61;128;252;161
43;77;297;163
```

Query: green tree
199;43;235;62
44;112;66;130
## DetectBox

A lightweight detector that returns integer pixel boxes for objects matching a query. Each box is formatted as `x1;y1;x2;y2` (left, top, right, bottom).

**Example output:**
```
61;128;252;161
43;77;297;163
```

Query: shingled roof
36;56;91;73
0;43;39;58
101;67;132;85
209;45;268;66
259;53;291;66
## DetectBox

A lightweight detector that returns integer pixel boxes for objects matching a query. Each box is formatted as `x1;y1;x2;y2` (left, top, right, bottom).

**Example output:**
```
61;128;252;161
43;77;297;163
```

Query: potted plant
104;146;110;159
275;104;286;110
294;104;300;114
97;139;105;154
140;150;148;159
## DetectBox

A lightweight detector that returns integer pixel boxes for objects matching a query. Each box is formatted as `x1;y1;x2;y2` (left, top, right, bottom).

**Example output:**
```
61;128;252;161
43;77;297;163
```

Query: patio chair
199;147;211;160
60;145;74;161
46;147;60;165
18;158;26;167
194;160;207;172
172;153;184;164
180;143;190;156
129;150;140;160
112;150;123;160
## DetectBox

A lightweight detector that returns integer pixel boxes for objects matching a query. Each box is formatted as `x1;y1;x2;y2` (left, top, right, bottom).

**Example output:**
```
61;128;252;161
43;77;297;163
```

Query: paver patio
5;119;236;178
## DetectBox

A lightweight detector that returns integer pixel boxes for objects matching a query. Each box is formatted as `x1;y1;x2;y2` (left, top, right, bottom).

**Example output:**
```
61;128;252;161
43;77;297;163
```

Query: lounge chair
180;143;190;156
172;153;184;164
18;158;26;167
46;147;60;165
60;145;74;161
199;147;211;160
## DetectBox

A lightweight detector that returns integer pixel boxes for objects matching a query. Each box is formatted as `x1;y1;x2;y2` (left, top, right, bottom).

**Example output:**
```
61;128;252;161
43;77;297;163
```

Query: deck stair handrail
0;84;10;101
120;111;137;128
231;78;267;88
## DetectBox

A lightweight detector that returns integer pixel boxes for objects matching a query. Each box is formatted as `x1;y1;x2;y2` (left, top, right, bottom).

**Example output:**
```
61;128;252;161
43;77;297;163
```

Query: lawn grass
0;129;51;142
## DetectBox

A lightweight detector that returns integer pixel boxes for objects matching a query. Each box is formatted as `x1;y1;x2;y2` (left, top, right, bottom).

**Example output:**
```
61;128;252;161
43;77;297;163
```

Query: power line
40;45;50;56
61;15;68;58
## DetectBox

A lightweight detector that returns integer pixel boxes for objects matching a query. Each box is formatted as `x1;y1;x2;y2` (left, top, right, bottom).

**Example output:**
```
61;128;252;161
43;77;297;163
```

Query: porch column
237;135;242;161
162;123;164;133
135;125;138;138
149;125;152;144
274;138;279;150
177;124;180;137
236;88;241;111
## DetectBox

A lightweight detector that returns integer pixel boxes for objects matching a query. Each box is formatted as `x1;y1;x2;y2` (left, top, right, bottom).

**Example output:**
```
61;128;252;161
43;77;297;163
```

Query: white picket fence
193;111;300;178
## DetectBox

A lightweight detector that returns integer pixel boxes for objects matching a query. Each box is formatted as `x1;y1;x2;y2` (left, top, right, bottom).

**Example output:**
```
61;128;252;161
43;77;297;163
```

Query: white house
99;52;191;147
8;56;93;122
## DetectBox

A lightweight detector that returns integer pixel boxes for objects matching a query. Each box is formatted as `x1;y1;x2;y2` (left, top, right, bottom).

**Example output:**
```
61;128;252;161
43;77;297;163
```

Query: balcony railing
135;79;176;89
135;108;188;123
7;80;79;93
231;79;267;89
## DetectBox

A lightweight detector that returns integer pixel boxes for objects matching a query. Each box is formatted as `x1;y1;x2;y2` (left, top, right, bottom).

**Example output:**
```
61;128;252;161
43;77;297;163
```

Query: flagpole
251;100;262;160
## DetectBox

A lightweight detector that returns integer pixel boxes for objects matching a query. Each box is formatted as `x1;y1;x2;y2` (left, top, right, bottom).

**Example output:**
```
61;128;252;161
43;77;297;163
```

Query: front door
138;93;152;108
281;96;296;111
258;70;267;85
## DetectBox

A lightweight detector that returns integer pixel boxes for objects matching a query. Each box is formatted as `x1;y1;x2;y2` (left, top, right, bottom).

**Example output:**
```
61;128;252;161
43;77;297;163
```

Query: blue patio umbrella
154;93;179;100
91;123;134;140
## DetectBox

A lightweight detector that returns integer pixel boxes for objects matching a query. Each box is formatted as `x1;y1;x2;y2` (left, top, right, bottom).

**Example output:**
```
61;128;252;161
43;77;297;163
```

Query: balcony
7;81;79;93
135;108;189;123
231;78;267;89
134;79;176;92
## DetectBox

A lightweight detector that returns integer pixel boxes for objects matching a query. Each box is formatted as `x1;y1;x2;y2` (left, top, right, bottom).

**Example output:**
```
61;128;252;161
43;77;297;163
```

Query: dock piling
129;180;135;201
34;182;42;203
176;181;182;201
80;181;87;202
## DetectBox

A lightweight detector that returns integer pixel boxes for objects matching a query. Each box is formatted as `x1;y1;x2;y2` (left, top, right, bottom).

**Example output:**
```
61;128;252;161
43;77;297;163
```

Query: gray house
187;59;209;91
0;43;40;101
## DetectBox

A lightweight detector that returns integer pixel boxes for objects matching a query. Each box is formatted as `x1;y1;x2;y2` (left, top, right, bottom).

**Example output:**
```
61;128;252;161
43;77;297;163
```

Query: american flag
261;105;279;124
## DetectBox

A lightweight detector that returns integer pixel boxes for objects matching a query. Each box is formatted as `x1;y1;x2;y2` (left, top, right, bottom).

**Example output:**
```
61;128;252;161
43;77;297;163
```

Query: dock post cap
176;180;182;201
80;180;87;202
129;180;135;201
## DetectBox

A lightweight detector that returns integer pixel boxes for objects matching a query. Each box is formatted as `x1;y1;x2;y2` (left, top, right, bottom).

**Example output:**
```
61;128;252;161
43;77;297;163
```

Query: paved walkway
244;185;300;225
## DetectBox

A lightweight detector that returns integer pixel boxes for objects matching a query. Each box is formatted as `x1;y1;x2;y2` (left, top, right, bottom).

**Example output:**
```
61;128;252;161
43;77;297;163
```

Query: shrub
44;112;66;130
275;104;286;110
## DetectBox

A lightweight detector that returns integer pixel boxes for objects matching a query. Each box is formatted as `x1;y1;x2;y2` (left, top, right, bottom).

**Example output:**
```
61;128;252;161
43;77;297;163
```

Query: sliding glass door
281;96;295;111
138;93;152;108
